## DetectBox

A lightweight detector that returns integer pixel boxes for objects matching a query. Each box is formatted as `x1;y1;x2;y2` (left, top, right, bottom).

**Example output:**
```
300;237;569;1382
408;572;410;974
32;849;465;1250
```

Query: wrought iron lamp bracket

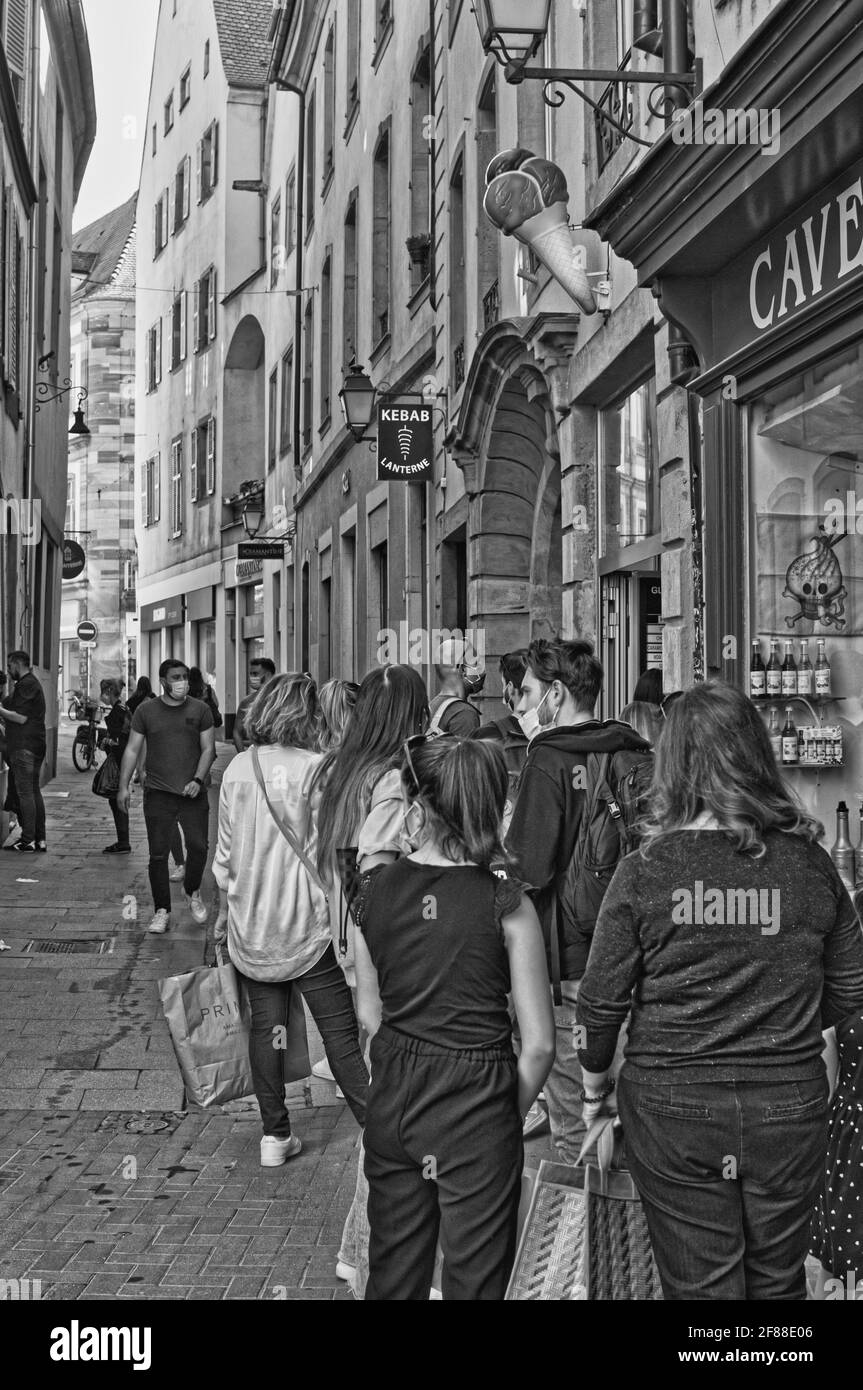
36;380;89;413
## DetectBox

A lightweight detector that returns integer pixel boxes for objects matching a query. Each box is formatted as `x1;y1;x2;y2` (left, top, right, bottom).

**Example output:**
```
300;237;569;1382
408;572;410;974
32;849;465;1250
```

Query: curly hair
244;673;321;751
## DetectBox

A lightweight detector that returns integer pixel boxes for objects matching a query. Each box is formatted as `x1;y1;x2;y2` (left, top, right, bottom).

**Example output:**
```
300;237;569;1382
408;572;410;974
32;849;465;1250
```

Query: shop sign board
238;542;285;561
62;540;86;580
377;403;433;482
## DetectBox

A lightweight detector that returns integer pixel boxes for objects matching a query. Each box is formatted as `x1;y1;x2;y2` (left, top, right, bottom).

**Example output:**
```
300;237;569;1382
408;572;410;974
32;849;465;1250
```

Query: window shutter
206;417;216;494
154;454;161;522
8;211;20;390
145;327;151;390
192;278;199;350
141;463;149;527
155;318;163;384
170;181;177;236
153;199;159;256
0;171;6;366
4;1;28;112
212;122;219;187
196;139;203;203
183;155;191;220
207;268;216;341
180;290;187;361
190;425;198;501
164;188;170;244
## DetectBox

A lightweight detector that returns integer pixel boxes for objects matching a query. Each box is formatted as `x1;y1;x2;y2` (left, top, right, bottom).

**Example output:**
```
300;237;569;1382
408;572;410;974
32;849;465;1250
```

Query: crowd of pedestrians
4;638;863;1302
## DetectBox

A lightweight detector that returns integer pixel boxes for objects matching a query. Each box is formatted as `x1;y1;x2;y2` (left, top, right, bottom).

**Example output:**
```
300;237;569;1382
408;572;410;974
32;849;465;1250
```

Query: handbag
92;753;120;799
158;950;312;1109
335;846;361;959
505;1116;662;1301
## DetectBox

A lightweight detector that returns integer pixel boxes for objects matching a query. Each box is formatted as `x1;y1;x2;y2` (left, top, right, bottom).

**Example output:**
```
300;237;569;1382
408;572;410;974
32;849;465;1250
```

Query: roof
71;193;137;300
212;0;275;89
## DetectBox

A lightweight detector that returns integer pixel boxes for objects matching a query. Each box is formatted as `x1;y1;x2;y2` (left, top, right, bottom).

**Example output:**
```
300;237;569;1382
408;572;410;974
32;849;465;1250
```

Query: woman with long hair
618;699;663;748
315;663;430;1296
212;673;369;1166
318;678;360;753
189;667;223;731
99;678;132;854
576;681;863;1300
126;676;154;716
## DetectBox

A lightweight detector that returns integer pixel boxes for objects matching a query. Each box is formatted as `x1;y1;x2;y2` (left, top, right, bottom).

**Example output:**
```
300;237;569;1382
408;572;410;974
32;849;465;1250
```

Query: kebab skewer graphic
483;148;597;314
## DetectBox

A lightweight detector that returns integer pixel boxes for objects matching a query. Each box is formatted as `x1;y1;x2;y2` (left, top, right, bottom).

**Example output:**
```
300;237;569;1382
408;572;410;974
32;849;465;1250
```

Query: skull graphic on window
783;528;847;630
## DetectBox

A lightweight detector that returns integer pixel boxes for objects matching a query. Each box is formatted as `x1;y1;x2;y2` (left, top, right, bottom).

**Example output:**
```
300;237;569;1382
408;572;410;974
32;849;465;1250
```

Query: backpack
552;746;654;995
428;697;462;736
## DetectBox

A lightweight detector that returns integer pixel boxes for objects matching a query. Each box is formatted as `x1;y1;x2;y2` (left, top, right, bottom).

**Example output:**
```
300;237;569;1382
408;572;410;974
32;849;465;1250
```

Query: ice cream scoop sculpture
484;148;596;314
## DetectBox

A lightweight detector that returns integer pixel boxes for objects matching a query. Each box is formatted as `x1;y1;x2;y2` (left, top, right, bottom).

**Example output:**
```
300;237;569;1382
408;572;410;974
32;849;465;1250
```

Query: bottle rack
756;696;845;770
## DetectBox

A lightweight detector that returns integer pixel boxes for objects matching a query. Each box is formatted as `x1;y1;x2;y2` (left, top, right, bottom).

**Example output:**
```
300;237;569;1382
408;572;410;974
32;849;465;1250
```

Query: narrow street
0;725;359;1300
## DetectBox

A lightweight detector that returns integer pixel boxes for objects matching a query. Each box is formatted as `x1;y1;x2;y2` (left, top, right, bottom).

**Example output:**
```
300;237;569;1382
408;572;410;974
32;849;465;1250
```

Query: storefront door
600;568;662;719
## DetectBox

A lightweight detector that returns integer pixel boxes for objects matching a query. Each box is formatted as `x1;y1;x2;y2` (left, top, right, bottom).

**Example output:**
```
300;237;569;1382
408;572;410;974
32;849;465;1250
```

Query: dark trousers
9;750;45;846
238;945;369;1135
108;797;130;848
364;1024;523;1301
142;788;209;911
617;1071;830;1300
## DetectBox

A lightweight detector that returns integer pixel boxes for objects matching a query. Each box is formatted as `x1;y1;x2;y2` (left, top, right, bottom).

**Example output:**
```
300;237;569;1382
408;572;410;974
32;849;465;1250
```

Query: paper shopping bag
159;962;254;1108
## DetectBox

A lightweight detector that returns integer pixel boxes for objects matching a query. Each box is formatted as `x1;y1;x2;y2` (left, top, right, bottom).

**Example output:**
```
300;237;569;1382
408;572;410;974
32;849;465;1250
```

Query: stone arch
223;315;265;497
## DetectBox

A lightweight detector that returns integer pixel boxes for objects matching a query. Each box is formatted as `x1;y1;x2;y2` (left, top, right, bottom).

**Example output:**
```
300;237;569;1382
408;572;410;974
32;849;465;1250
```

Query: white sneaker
260;1135;302;1167
148;909;171;935
312;1057;336;1082
186;892;209;924
169;864;185;882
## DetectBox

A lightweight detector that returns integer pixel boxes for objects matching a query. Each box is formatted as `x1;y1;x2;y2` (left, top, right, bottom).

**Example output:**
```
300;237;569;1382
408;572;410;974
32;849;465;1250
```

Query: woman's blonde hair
619;700;663;747
245;673;321;750
318;679;359;753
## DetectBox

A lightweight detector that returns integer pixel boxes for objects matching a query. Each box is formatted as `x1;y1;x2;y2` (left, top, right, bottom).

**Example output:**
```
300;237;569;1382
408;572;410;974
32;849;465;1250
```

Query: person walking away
428;636;483;737
190;668;223;735
576;681;863;1300
632;669;663;705
233;659;276;753
116;660;216;935
0;651;47;853
619;700;664;748
810;1011;863;1298
126;676;154;716
315;663;430;1296
212;673;369;1166
505;639;651;1162
100;679;132;854
352;736;554;1300
473;651;529;838
318;679;359;754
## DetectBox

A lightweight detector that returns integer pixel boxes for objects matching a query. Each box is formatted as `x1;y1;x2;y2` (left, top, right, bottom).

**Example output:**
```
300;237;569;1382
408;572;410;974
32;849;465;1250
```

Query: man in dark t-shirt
117;659;216;934
0;651;47;853
428;637;484;737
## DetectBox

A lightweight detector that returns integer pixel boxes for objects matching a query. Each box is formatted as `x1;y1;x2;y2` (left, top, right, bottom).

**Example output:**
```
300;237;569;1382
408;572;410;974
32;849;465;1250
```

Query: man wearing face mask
233;658;277;753
427;637;484;737
117;660;216;935
505;638;650;1163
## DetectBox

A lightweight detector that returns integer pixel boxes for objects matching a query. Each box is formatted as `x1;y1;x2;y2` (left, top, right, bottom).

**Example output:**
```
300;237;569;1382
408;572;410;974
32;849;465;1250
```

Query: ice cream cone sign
484;148;597;314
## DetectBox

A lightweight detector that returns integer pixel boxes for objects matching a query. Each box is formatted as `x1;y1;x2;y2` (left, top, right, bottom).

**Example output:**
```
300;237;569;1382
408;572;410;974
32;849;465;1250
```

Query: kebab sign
377;403;433;483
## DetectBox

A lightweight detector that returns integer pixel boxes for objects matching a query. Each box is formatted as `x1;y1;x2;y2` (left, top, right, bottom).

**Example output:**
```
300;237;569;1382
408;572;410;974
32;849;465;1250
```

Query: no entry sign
377;403;433;482
77;619;98;643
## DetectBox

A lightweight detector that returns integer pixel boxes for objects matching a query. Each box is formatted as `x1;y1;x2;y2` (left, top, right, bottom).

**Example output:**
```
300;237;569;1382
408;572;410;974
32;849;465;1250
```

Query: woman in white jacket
213;673;369;1167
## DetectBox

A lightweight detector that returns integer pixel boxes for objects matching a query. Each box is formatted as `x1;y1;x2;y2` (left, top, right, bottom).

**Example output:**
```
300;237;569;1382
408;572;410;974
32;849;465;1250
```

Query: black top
428;694;481;738
352;860;523;1049
104;701;131;757
1;671;47;759
576;829;863;1084
505;719;651;979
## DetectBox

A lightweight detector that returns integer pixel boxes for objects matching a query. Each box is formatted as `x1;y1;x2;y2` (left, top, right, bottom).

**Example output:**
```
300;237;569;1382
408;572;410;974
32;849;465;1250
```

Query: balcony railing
483;278;500;331
594;52;636;175
453;339;465;390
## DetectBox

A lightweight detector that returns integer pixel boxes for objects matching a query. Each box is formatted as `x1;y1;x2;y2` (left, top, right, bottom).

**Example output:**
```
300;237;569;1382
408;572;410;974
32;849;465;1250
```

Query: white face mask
170;680;189;701
518;687;555;741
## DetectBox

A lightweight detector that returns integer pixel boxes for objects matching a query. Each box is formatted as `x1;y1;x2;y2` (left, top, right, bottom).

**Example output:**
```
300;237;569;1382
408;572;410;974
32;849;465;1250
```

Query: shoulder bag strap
428;697;458;734
251;747;328;902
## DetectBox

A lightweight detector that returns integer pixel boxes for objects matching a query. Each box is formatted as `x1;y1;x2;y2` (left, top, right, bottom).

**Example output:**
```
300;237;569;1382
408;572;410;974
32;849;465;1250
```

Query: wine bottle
750;640;766;699
797;639;813;697
781;640;797;697
815;639;831;698
781;706;798;765
831;800;856;894
766;639;782;698
767;707;782;761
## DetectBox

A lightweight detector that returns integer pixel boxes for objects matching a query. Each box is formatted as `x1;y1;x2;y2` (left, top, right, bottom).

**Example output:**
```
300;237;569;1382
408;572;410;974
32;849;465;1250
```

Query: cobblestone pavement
0;726;359;1300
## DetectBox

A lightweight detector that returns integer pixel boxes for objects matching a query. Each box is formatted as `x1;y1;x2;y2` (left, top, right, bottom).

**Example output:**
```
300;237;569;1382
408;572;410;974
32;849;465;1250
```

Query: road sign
62;540;86;580
77;619;98;643
377;402;433;482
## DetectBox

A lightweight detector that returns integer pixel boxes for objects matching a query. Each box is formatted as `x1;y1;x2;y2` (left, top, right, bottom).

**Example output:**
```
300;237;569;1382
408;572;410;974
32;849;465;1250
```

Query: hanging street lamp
338;360;378;443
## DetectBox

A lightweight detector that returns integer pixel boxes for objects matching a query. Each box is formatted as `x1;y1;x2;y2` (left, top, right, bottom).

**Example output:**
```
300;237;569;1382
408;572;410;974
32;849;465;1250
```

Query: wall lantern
241;489;265;539
472;0;552;72
338;360;377;443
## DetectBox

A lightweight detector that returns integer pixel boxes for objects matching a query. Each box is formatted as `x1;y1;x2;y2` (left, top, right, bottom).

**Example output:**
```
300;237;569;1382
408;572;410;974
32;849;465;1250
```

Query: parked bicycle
72;699;107;772
67;690;87;721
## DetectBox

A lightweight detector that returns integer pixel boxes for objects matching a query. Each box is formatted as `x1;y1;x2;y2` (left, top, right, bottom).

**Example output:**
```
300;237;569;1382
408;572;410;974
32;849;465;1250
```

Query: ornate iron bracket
35;379;89;413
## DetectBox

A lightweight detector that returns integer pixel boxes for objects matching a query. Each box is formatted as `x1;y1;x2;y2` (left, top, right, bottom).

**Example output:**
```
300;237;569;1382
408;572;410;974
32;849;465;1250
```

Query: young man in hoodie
505;638;650;1163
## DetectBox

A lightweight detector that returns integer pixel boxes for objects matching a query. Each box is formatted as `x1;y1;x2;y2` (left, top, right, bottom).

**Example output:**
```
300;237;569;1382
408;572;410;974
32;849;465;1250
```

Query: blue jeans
9;750;45;846
238;945;369;1138
617;1071;829;1300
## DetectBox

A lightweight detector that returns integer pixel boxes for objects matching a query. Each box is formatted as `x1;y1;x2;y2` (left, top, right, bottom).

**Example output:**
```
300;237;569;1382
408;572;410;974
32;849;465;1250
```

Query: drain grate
24;938;112;955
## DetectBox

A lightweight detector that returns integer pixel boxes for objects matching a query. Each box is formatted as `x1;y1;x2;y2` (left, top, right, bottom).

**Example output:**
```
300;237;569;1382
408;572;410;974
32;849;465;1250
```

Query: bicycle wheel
72;738;95;771
68;700;80;721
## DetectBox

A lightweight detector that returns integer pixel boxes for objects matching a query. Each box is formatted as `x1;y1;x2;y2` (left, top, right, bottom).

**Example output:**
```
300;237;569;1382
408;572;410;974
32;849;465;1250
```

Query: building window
164;91;174;135
302;299;314;455
3;0;28;116
170;291;187;369
270;195;282;288
372;129;391;347
3;194;21;390
449;155;465;390
204;38;210;76
179;64;191;109
280;349;293;455
374;0;393;65
409;46;432;297
449;0;465;44
152;123;157;156
146;319;163;392
191;416;216;501
144;454;161;526
65;474;77;534
268;368;278;470
170;437;184;537
343;192;358;368
371;540;389;636
285;166;296;253
323;24;336;187
477;70;500;329
305;89;316;237
193;266;217;349
320;252;333;428
345;0;360;126
173;155;191;233
153;188;169;256
197;120;219;202
599;377;658;557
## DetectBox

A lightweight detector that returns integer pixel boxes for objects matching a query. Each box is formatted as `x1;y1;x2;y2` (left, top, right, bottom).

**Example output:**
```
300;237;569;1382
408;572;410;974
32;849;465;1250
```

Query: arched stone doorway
223;315;265;496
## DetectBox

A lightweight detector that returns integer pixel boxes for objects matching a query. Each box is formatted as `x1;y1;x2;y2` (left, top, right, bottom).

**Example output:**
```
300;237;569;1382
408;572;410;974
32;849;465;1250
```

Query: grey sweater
576;828;863;1082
